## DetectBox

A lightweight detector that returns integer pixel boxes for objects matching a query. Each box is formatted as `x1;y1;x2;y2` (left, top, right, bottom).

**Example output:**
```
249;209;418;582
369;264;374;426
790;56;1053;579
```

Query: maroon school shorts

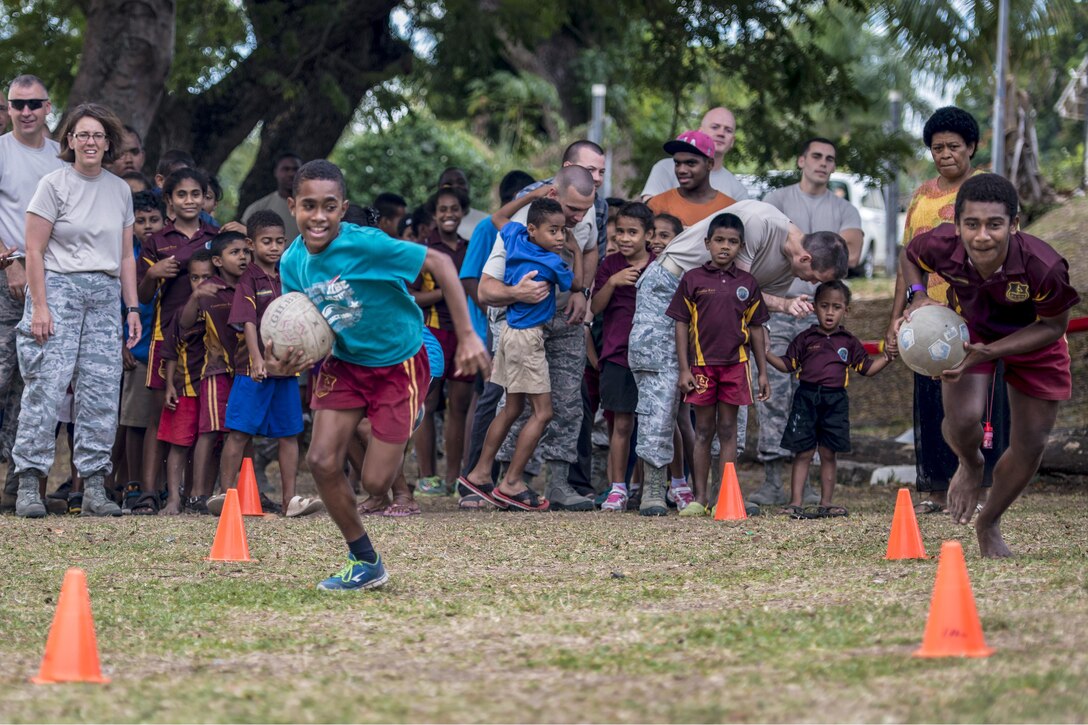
685;362;753;407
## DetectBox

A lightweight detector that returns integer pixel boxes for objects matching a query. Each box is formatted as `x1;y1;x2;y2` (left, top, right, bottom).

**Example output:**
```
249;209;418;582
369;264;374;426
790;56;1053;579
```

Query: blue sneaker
317;554;389;591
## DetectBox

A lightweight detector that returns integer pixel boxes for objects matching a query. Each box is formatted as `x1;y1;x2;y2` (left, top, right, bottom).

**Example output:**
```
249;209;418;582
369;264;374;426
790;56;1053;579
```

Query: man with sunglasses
0;74;64;509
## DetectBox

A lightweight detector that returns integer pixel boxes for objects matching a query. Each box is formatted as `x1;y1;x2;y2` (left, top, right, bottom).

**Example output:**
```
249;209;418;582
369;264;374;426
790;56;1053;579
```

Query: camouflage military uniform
13;272;122;479
630;261;746;468
0;268;24;494
495;308;585;465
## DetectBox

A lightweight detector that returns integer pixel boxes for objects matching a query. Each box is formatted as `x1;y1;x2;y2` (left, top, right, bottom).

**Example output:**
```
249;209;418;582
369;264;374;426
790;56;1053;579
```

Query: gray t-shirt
762;184;862;299
659;199;798;297
27;165;134;277
639;157;750;201
0;133;64;252
242;191;299;240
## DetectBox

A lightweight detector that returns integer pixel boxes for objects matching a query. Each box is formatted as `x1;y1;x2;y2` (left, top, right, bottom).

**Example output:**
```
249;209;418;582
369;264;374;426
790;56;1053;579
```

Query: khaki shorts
490;325;549;395
119;361;156;428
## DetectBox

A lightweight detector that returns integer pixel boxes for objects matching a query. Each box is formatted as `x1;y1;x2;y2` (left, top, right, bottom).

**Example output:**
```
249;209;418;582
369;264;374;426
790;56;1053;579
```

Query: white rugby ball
260;292;333;362
897;305;970;377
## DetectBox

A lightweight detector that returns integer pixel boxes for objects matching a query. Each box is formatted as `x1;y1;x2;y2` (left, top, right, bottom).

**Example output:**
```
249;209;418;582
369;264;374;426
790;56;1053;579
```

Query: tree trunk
66;0;176;138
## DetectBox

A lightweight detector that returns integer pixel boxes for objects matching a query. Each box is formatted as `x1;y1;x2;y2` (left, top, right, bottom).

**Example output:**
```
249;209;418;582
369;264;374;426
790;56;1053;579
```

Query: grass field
1;479;1086;723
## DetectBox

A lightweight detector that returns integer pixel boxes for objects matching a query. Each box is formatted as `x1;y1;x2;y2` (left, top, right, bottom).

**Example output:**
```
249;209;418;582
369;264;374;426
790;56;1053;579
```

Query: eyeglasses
9;99;48;111
70;132;107;143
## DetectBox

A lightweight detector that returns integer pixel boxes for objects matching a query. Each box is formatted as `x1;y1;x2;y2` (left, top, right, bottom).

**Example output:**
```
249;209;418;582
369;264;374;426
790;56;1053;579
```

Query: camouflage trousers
751;312;814;462
630;261;747;468
495;310;585;465
13;272;122;479
0;267;24;493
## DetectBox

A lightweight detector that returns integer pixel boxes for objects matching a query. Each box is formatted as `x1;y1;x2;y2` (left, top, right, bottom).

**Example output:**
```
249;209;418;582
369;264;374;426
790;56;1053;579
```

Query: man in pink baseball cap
647;130;737;227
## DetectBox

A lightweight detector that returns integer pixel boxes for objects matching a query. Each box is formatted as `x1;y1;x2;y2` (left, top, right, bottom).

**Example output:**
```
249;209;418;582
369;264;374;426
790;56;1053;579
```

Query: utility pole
992;0;1010;177
885;90;902;276
590;83;611;198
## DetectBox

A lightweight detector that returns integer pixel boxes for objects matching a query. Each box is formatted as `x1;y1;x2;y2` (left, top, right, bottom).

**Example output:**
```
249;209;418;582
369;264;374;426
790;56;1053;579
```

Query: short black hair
802;231;849;278
247;210;285;239
815;279;851;306
606;197;628;210
428;187;470;215
373;192;407;221
954;173;1018;222
210;230;247;257
122;124;141;144
188;248;214;268
163;167;208;197
292;159;346;198
156;149;194;178
274;151;302;167
799;137;836;156
654;213;683;237
132;190;165;217
499;171;535;205
615;201;654;232
923;107;980;156
344;203;380;227
202;171;223;201
121;171;152;191
402;205;433;237
562;140;605;164
707;212;745;241
527;198;564;228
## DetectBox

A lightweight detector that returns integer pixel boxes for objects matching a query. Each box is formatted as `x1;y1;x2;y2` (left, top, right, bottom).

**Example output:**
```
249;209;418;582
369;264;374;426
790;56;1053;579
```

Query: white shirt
0;133;64;252
639;157;750;201
458;207;489;240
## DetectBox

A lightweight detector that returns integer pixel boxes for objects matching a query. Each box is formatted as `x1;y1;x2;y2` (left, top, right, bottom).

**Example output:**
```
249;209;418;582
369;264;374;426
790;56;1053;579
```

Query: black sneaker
259;493;282;515
185;495;210;515
66;492;83;515
48;480;73;501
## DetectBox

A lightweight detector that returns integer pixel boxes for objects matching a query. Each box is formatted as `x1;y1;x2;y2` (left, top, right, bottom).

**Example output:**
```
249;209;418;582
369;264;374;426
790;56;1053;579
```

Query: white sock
671;477;688;489
610;482;628;494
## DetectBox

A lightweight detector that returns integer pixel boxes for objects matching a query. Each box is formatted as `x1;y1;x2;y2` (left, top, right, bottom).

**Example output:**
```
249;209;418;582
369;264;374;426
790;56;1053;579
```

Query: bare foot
160;497;182;515
497;480;528;497
356;495;389;515
947;456;984;525
977;515;1014;558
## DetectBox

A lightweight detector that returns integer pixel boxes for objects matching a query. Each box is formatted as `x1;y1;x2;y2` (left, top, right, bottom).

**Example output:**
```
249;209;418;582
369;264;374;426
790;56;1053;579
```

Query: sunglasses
9;99;48;111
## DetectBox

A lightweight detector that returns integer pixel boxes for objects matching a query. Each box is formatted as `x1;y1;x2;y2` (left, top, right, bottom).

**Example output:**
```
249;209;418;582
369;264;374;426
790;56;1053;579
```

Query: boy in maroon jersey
898;174;1080;557
766;280;891;518
157;250;215;515
667;213;770;517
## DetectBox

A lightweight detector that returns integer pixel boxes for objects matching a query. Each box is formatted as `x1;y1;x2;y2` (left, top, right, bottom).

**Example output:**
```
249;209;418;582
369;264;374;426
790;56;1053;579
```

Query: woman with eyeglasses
0;102;141;518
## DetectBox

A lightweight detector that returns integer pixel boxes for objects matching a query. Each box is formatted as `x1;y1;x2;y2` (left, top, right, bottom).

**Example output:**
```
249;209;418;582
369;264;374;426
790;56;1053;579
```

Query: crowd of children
1;93;1079;585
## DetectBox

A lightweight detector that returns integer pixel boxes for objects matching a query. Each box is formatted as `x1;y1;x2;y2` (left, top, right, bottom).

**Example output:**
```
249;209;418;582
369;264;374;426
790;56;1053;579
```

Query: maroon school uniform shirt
782;326;872;387
593;250;655;368
198;277;241;377
229;264;281;377
159;315;207;397
665;262;769;366
906;224;1080;341
410;229;467;331
138;220;218;342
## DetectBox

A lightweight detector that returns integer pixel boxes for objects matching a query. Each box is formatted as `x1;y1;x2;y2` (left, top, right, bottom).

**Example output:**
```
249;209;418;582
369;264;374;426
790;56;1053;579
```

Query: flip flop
356;498;389;516
814;505;849;518
492;487;549;512
914;499;945;515
382;500;421;517
455;476;505;509
780;505;806;519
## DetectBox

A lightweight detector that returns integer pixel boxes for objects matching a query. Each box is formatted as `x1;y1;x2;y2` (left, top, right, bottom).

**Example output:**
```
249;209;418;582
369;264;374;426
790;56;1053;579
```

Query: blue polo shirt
458;216;496;345
280;223;427;367
500;222;573;330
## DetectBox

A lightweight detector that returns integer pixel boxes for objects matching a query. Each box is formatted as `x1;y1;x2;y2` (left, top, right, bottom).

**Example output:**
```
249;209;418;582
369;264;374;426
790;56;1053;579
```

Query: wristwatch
125;306;140;314
905;283;926;305
581;288;591;299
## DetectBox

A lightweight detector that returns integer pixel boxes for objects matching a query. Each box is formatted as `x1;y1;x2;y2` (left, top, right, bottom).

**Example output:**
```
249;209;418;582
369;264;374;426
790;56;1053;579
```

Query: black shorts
780;382;851;453
600;361;639;414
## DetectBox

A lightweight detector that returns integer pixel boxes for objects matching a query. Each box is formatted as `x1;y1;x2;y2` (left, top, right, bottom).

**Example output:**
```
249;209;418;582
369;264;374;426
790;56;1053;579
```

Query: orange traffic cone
236;457;263;516
206;488;253;562
886;488;928;559
713;462;747;520
32;568;110;684
914;540;994;658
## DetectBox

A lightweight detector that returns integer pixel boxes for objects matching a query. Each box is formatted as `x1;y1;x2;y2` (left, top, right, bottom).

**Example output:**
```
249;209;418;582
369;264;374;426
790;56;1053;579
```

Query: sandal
458;493;492;510
914;499;945;515
130;492;160;516
780;505;807;519
455;476;505;509
492;487;549;512
382;499;421;517
357;497;389;516
815;505;849;518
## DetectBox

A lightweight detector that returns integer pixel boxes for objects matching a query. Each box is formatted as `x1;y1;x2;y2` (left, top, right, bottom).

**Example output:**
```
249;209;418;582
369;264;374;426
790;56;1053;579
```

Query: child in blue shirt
458;198;582;511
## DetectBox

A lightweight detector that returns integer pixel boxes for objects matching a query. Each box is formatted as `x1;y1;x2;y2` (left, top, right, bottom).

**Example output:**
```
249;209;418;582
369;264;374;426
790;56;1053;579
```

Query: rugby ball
260;292;333;362
897;305;970;377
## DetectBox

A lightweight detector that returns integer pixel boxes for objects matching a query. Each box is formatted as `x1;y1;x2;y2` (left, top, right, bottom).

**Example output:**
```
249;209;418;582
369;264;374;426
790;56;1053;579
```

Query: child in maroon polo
667;213;770;517
591;202;657;513
766;280;890;518
898;174;1079;557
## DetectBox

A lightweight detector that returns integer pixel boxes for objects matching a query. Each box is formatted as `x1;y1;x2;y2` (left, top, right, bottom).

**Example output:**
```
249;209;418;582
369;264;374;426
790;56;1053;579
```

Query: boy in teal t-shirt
275;160;488;591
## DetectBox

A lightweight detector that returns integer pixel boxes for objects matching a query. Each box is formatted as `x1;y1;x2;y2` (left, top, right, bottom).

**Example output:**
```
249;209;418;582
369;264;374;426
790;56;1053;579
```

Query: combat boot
748;460;788;506
639;467;668;517
15;472;45;518
545;477;595;511
82;474;122;517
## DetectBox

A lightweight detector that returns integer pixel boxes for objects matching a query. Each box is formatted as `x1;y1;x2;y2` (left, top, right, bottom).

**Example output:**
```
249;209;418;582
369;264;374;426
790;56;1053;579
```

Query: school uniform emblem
736;286;749;301
837;347;848;362
1005;282;1029;303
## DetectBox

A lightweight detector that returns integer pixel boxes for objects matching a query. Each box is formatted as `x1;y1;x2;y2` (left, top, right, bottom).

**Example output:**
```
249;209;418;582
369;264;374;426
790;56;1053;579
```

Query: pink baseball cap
663;130;716;159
